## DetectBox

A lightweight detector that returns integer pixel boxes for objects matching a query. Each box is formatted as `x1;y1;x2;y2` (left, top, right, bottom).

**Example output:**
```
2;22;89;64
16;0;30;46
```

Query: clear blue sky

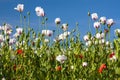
0;0;120;40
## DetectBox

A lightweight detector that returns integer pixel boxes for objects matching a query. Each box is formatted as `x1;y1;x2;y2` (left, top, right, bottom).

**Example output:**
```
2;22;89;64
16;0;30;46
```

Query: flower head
95;33;101;39
2;24;12;31
14;4;24;12
35;7;45;17
107;19;114;27
99;64;106;73
1;24;12;35
62;23;68;31
82;62;88;67
91;13;98;20
79;54;83;59
109;52;116;61
56;66;62;71
9;38;16;45
56;55;67;63
42;30;53;37
100;17;106;25
83;35;89;42
55;18;61;24
95;33;105;39
94;22;101;29
16;27;23;35
17;49;23;55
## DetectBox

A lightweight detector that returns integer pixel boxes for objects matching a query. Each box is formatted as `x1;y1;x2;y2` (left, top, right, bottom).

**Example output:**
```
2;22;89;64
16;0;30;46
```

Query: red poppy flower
79;54;83;59
17;49;23;54
99;64;106;73
74;54;83;59
109;52;115;58
56;66;62;71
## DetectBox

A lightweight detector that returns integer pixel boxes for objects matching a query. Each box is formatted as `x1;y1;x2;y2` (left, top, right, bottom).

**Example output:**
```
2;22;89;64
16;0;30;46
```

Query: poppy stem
108;27;110;41
88;16;92;33
20;12;22;27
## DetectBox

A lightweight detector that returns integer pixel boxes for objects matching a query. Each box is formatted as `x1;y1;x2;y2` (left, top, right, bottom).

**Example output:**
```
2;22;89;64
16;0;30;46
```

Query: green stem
88;16;91;33
24;16;26;34
28;13;30;29
96;28;98;33
108;27;110;41
56;24;60;37
38;17;41;33
20;12;22;27
76;22;78;36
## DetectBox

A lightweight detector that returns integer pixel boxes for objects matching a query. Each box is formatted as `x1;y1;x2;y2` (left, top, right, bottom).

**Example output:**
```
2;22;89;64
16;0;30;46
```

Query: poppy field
0;4;120;80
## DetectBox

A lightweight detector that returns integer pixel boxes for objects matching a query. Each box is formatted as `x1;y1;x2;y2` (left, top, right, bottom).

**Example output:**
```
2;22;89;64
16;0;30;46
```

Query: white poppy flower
42;30;53;37
96;33;104;39
91;13;98;20
56;55;67;63
14;4;24;12
2;24;12;31
58;34;66;40
94;22;100;29
100;17;106;24
55;18;61;24
82;62;88;67
35;7;45;17
96;33;101;39
83;35;89;42
62;23;68;31
107;19;114;27
9;38;16;45
58;31;70;40
16;27;23;35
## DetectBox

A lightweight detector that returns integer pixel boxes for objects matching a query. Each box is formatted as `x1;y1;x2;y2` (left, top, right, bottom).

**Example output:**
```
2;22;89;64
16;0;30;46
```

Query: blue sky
0;0;120;40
